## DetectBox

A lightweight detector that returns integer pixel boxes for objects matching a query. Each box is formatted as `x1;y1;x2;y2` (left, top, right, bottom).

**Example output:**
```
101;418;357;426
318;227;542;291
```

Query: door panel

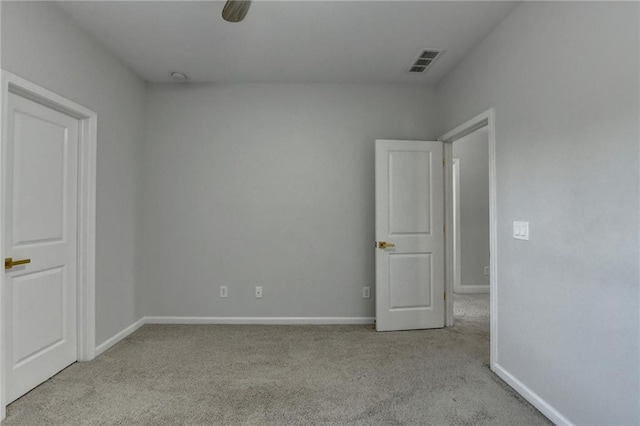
389;254;432;309
12;267;66;366
4;92;78;403
389;150;432;234
375;140;444;331
12;111;67;245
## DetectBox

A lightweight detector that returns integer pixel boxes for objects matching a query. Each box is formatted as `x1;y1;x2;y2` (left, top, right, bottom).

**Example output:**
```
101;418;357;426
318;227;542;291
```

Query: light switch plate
513;221;529;240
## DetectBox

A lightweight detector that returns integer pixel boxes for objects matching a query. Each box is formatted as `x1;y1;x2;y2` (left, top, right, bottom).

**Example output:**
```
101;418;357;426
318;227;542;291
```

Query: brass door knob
377;241;395;249
5;257;31;270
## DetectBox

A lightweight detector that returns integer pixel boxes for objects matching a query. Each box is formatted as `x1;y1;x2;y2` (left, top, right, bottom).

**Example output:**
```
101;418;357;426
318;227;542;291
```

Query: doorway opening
439;108;497;370
451;127;490;321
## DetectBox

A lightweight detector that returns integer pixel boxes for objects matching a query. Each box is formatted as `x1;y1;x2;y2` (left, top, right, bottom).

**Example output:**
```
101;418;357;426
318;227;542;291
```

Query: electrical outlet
255;286;263;299
362;286;371;299
220;286;228;298
483;266;489;276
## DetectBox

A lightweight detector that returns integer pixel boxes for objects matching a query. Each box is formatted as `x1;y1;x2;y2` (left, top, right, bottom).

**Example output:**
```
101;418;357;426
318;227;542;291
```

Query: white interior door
375;139;444;331
3;91;79;403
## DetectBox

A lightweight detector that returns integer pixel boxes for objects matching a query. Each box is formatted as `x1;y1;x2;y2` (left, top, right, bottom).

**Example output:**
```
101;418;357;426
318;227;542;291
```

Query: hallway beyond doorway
454;293;490;318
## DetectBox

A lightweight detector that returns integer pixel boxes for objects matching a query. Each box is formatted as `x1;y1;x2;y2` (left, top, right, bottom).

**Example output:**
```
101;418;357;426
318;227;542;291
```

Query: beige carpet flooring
453;293;490;318
4;307;549;425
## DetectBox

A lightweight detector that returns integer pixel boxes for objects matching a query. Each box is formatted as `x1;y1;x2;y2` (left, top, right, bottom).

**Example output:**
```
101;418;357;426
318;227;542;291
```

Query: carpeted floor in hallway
4;302;549;425
453;293;490;319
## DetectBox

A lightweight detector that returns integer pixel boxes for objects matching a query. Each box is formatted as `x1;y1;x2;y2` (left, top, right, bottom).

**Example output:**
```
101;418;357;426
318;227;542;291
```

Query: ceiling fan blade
222;0;252;23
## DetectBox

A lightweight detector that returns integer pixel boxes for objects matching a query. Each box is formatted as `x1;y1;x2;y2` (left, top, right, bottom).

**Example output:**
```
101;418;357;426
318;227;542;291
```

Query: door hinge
442;158;445;167
443;224;446;235
444;292;446;301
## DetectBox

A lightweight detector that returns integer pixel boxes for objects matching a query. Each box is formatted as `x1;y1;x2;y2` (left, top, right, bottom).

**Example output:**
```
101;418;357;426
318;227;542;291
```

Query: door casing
452;157;461;293
0;70;97;420
439;108;498;370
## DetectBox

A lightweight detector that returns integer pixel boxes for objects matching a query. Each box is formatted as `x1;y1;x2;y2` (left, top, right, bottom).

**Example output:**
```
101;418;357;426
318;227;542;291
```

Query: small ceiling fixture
407;49;444;74
170;72;188;82
222;0;252;23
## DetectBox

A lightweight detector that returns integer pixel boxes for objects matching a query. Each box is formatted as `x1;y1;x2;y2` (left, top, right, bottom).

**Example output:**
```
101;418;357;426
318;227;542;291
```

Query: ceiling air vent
407;49;444;74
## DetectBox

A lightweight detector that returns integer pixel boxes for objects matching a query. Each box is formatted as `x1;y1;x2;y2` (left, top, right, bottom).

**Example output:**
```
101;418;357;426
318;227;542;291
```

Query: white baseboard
454;285;490;294
493;363;572;426
144;316;375;325
95;318;145;356
92;316;374;358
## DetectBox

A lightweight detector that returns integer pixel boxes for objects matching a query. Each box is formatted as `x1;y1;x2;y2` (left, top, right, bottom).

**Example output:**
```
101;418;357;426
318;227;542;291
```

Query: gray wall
142;83;439;318
453;131;489;289
437;2;639;424
4;2;638;423
1;2;147;345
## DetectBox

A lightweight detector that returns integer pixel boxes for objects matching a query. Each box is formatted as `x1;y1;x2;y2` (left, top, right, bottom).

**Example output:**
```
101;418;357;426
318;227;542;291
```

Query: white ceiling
56;1;519;84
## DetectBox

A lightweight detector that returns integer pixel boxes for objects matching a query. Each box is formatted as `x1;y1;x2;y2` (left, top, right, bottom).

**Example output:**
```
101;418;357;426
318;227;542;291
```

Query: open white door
375;140;444;331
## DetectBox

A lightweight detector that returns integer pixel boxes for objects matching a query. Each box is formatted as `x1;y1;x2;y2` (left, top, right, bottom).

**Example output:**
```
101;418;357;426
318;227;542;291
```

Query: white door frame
452;157;462;293
0;70;97;420
438;108;498;369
